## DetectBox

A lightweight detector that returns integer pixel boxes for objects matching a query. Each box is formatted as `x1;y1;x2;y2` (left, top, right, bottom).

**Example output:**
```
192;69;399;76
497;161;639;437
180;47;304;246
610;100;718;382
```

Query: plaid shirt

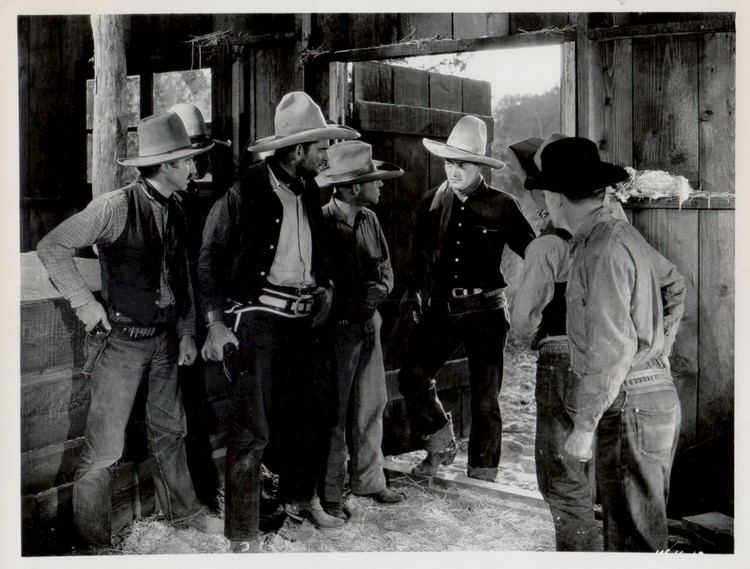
37;181;196;337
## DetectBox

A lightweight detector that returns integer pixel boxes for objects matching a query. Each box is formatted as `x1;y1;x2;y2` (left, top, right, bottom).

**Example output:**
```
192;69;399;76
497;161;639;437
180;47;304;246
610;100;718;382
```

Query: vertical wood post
90;15;129;199
575;13;593;138
329;61;349;125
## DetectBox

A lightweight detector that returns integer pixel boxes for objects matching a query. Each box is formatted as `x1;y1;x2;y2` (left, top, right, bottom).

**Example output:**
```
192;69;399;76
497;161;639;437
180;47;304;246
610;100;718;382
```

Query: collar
267;157;306;195
140;177;173;207
570;205;614;254
329;196;361;227
451;175;485;203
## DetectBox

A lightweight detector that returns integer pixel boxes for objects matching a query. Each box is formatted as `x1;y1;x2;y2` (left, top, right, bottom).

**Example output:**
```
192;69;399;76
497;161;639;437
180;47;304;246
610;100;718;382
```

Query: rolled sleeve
197;187;238;313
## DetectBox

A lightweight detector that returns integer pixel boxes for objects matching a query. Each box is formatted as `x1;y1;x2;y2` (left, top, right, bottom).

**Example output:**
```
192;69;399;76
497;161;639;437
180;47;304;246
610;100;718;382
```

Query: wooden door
330;61;493;451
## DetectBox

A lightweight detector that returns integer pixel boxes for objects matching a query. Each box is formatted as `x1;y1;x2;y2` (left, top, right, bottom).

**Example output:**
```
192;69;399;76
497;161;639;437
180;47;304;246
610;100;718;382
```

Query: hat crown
137;113;192;158
445;115;488;156
274;91;328;138
540;137;601;173
326;141;375;176
168;103;209;139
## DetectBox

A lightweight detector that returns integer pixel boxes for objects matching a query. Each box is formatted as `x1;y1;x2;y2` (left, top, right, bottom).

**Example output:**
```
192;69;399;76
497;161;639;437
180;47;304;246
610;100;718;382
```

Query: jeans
535;345;598;551
73;329;201;546
323;311;388;502
397;306;508;469
224;310;335;541
596;379;681;551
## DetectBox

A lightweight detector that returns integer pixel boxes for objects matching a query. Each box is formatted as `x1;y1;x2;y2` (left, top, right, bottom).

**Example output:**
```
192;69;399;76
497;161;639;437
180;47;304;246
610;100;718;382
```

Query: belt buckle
452;288;468;298
291;295;312;316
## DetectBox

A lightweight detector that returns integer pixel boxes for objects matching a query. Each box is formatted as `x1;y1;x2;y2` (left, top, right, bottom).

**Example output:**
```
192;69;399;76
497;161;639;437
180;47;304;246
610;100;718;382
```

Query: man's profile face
543;190;566;229
165;157;196;191
298;140;330;176
444;159;481;191
358;179;383;206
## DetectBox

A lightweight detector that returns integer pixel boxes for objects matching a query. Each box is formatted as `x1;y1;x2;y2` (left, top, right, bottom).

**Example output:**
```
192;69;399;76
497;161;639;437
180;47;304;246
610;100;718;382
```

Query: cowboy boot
412;413;458;476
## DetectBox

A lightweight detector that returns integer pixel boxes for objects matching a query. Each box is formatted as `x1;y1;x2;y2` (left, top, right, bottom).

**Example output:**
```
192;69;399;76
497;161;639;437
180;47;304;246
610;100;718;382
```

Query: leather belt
538;337;569;354
444;288;506;315
451;287;483;298
226;287;316;331
110;321;167;340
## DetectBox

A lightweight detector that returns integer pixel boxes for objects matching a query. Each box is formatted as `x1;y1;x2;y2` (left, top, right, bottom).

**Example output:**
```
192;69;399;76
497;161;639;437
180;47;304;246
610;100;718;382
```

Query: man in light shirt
198;91;360;552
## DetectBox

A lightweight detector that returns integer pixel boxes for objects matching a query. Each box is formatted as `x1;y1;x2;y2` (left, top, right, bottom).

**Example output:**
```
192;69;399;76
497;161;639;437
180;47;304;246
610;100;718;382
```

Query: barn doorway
328;46;565;492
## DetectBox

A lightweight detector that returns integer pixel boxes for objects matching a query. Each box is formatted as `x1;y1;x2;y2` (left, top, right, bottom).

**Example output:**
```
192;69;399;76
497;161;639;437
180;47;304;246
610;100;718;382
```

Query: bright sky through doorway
402;44;561;106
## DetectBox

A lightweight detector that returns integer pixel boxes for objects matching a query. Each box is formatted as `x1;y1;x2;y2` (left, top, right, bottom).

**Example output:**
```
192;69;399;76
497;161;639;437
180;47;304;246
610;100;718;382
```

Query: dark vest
98;183;189;325
536;225;571;342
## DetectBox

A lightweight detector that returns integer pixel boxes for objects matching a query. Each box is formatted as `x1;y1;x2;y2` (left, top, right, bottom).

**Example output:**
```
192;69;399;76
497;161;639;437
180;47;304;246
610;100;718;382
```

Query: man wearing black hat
532;136;686;551
316;141;406;519
399;115;535;481
37;112;222;547
198;91;360;551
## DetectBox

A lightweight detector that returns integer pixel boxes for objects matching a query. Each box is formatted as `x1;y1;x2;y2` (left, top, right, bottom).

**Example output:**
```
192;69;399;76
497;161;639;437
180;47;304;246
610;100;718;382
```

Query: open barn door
329;61;493;452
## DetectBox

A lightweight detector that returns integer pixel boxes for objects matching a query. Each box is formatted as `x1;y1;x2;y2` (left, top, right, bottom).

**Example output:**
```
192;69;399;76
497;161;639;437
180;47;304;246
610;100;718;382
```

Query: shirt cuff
177;318;196;339
68;288;97;310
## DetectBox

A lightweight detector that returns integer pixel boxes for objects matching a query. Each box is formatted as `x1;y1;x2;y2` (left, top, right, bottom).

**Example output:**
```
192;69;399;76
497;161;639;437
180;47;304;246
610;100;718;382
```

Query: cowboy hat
118;112;214;167
316;140;403;188
247;91;360;153
168;103;231;148
422;115;504;169
532;137;629;198
509;132;567;189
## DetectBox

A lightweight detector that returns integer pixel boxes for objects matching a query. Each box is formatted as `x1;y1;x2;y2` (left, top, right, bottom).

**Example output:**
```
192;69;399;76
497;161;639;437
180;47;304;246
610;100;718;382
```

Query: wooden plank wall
586;30;735;451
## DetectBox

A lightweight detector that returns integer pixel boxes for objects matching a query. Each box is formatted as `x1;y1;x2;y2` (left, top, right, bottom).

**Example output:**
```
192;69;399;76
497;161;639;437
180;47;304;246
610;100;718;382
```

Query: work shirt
267;166;315;288
37;181;196;337
511;227;570;348
322;197;394;320
566;206;686;432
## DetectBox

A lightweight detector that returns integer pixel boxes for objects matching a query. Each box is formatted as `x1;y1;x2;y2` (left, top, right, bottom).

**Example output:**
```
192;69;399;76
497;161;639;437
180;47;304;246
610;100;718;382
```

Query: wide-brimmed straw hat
316;141;403;188
168;103;231;148
422;115;504;169
118;112;213;167
247;91;360;153
509;132;567;189
532;137;630;198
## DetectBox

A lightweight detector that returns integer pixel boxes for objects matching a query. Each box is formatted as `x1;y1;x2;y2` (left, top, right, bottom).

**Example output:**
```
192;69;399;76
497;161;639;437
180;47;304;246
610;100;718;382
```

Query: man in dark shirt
198;91;360;552
399;116;535;481
316;141;406;520
37;112;222;547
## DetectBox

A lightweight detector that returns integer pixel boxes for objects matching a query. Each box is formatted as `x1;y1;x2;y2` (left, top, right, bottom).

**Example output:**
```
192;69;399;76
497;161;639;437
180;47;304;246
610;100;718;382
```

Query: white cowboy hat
316;140;403;188
422;115;504;169
168;103;231;148
118;112;214;167
247;91;360;153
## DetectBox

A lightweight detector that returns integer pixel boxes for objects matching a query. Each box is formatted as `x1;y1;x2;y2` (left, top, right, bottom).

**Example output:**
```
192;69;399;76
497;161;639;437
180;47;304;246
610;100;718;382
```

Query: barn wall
583;23;735;452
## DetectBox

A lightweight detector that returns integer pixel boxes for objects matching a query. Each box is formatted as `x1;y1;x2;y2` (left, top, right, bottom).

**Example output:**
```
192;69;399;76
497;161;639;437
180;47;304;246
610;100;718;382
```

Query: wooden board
633;35;699;185
591;38;633;167
356;101;491;138
698;210;734;442
699;33;735;194
452;13;489;39
398;13;453;41
393;65;429;107
348;13;395;48
631;209;699;449
21;298;86;374
353;61;393;103
461;77;491;115
509;13;570;34
429;72;462;111
560;41;576;136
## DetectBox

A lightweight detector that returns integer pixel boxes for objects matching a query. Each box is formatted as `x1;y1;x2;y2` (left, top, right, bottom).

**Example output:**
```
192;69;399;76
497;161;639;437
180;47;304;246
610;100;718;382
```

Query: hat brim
248;126;360;153
531;162;630;195
190;136;231;149
316;160;403;188
422;138;505;169
118;143;214;167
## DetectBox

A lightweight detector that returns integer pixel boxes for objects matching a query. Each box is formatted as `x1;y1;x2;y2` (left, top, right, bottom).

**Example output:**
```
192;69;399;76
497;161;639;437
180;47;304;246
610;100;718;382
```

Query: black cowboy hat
531;137;629;198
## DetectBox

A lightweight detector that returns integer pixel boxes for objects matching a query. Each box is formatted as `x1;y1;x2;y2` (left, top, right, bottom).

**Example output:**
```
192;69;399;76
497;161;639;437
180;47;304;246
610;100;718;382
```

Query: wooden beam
312;30;576;64
328;62;349;125
560;41;576;136
355;100;491;138
575;13;593;138
589;17;735;42
90;15;129;198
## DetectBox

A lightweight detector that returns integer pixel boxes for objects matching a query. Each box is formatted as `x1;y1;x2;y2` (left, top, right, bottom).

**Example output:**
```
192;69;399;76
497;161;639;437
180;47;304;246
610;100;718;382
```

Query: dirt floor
107;338;563;554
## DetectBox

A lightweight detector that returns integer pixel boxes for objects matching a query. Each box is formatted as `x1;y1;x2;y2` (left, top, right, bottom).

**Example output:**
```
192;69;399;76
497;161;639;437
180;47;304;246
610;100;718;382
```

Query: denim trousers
397;306;508;469
323;311;388;502
73;329;201;546
596;379;681;551
534;345;598;551
224;310;336;541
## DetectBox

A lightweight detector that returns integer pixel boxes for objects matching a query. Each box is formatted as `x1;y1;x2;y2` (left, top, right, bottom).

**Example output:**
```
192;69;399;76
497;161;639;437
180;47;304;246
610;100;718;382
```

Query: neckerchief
267;157;306;196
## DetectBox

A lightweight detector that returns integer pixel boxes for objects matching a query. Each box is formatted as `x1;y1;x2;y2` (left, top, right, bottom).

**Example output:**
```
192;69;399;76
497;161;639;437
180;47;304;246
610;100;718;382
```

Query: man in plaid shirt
37;112;223;548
